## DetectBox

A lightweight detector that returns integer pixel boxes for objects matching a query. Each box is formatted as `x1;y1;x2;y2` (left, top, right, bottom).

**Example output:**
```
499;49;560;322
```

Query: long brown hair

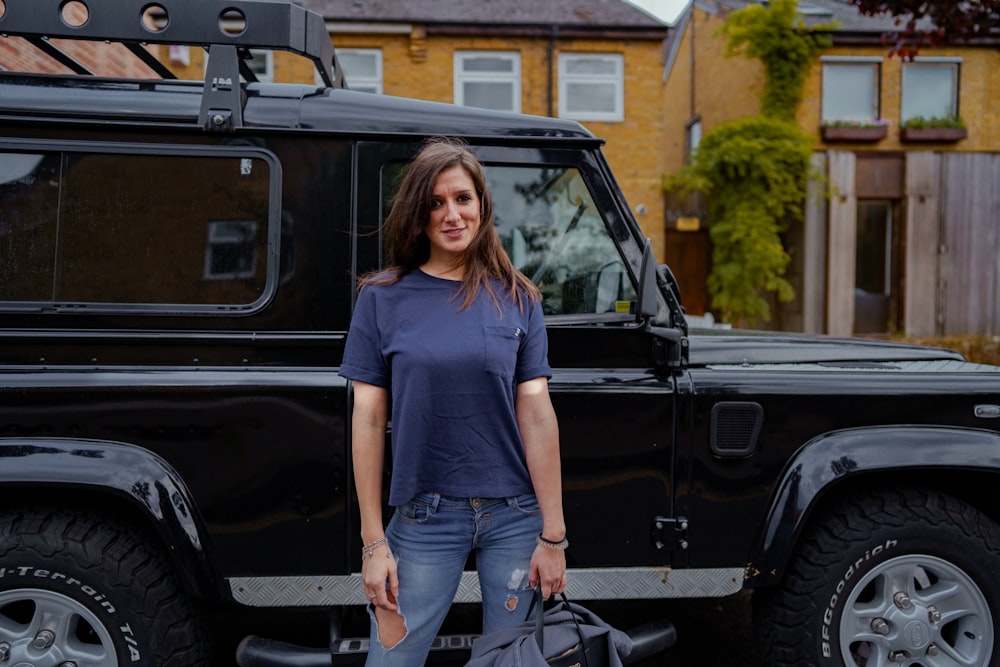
365;137;540;312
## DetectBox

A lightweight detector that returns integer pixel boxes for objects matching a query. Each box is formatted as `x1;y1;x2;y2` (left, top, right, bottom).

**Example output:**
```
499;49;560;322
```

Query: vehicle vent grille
710;402;763;458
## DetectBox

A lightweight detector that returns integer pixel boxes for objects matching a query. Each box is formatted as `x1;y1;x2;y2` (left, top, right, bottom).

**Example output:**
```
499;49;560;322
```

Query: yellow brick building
663;0;1000;336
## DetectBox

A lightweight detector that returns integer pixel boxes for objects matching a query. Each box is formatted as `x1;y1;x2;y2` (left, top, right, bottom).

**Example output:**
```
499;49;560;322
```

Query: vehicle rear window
0;142;279;314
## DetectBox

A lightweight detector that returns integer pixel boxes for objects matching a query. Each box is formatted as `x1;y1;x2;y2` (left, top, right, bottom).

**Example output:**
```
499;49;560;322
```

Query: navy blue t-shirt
339;269;552;506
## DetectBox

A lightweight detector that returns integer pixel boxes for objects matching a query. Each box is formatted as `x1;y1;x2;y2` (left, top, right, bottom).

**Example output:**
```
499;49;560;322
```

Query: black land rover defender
2;1;1000;666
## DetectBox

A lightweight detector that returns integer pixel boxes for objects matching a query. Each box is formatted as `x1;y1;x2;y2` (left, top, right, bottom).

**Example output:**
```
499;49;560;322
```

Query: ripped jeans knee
372;605;407;650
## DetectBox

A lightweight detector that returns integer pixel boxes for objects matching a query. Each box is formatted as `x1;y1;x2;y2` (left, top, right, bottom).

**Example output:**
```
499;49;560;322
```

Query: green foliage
821;119;891;129
722;0;834;120
667;117;814;324
901;114;966;129
665;0;834;324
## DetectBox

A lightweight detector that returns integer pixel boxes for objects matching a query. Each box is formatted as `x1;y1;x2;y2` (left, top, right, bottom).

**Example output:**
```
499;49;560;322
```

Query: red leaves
846;0;999;57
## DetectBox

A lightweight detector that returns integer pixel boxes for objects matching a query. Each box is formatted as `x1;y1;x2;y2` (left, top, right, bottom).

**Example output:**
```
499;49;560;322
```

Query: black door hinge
652;516;689;551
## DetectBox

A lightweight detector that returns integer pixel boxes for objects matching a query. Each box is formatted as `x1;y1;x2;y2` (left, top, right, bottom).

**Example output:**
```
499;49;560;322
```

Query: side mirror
637;238;659;321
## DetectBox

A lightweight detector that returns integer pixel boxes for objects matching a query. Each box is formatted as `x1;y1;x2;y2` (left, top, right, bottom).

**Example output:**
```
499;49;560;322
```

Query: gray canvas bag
465;592;632;667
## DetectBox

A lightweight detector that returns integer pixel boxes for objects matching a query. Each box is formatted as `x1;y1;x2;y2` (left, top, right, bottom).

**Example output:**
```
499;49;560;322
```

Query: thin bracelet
361;537;387;560
537;533;569;550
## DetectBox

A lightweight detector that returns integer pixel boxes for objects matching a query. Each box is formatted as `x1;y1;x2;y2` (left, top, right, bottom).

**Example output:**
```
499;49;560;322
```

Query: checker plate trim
228;567;744;607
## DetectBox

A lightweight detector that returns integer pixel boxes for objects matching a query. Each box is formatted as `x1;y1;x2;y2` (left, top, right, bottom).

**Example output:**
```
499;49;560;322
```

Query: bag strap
529;589;589;666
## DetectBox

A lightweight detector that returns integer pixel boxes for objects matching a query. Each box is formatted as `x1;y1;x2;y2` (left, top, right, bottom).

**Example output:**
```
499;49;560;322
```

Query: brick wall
0;1;154;77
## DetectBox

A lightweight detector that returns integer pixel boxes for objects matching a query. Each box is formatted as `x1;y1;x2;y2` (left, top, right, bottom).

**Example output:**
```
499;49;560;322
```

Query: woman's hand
529;542;567;599
362;541;399;610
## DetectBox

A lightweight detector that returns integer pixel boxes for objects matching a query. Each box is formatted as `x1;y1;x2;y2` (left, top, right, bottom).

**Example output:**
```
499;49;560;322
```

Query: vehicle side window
380;163;634;316
0;146;277;313
487;165;635;316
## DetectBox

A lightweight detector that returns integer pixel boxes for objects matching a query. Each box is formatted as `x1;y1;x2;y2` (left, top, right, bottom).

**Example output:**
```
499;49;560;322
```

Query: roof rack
0;0;344;131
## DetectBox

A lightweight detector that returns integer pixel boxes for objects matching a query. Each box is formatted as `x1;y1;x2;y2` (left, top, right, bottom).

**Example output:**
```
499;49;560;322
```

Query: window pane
487;166;635;315
0;149;273;309
461;57;514;73
565;83;616;114
463;82;514;111
565;57;617;76
902;64;956;120
339;52;377;79
822;64;876;121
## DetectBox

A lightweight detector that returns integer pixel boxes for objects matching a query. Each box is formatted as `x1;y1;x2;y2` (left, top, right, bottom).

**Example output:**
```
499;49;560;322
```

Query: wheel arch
0;436;224;601
745;425;1000;588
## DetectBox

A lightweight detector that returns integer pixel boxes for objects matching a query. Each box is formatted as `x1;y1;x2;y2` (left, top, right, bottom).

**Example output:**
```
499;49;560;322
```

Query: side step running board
236;633;480;666
236;619;676;666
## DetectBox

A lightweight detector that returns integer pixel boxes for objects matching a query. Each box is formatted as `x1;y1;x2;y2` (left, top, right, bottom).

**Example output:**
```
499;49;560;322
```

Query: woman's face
425;165;481;266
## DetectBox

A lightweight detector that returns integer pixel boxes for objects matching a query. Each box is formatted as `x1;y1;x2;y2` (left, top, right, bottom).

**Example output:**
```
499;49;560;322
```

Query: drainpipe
548;24;558;117
689;8;695;119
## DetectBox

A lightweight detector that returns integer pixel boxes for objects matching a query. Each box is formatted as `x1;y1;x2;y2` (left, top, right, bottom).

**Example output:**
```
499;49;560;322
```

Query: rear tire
754;488;1000;667
0;509;208;666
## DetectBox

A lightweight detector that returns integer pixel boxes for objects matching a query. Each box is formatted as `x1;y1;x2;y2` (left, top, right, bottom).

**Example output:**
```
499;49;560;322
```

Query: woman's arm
517;376;567;599
352;380;398;609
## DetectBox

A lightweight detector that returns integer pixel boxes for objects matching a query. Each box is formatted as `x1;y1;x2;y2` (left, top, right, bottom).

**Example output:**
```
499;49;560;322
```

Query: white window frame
246;50;274;84
454;51;521;113
558;53;624;122
901;57;961;122
332;48;383;94
820;56;882;123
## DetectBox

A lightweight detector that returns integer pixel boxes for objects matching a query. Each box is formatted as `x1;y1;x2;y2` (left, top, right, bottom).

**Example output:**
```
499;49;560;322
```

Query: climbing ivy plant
671;117;813;324
722;0;833;120
667;0;834;326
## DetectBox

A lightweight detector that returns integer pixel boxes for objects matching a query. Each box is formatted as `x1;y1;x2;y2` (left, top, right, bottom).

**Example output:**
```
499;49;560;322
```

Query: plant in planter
900;115;968;141
820;119;890;142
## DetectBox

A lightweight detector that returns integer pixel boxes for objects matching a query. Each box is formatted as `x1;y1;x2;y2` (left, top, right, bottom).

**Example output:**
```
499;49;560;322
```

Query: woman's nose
442;200;460;221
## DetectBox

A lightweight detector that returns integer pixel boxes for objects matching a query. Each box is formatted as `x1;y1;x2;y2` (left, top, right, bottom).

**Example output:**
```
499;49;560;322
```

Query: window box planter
821;125;888;142
899;127;967;142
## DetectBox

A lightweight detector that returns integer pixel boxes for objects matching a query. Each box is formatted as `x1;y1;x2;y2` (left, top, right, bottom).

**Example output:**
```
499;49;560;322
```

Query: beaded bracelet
537;534;569;550
361;537;387;560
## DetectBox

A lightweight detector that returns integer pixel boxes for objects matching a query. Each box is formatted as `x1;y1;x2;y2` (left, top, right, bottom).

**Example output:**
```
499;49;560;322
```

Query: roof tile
299;0;668;27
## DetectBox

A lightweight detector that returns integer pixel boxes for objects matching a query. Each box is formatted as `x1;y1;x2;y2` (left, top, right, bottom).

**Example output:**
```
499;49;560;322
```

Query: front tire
0;509;208;666
755;488;1000;666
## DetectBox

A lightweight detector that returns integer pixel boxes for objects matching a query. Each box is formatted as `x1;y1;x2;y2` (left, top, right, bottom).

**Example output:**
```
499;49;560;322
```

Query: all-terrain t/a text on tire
0;509;207;667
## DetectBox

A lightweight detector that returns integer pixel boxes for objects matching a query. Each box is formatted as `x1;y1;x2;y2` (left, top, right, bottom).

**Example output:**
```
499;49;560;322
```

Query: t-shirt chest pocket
483;326;523;379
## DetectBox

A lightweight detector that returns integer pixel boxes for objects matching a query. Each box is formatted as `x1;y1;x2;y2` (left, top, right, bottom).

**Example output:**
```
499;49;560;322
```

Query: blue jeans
365;492;542;667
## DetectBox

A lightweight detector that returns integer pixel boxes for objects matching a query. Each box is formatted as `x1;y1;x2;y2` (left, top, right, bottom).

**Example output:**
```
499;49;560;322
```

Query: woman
340;137;567;666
